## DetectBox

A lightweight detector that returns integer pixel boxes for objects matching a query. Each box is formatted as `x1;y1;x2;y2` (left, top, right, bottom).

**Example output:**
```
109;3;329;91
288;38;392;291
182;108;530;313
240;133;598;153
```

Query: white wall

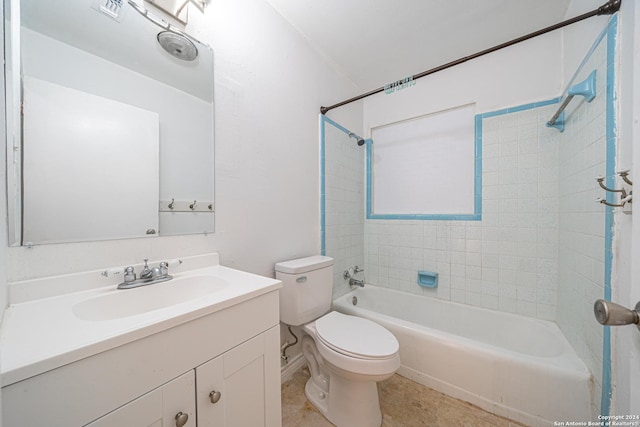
1;2;7;424
610;0;640;416
628;0;640;412
190;0;362;274
561;1;612;89
363;31;563;132
4;0;361;285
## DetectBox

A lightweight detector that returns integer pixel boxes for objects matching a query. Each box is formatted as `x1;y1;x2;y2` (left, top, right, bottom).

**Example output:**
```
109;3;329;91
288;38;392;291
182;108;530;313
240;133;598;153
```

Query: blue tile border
319;114;327;256
319;115;362;255
601;13;618;418
366;108;482;221
478;98;561;119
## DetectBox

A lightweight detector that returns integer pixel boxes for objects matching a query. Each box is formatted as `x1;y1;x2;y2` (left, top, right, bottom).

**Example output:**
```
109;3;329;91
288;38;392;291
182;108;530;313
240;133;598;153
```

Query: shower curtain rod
320;0;621;115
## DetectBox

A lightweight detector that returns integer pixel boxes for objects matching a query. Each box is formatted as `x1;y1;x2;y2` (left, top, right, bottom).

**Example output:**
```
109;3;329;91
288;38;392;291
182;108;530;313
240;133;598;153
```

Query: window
367;103;480;219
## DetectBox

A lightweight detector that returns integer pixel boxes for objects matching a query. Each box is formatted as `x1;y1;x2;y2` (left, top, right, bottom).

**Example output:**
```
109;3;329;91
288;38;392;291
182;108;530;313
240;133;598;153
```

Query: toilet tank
275;255;334;326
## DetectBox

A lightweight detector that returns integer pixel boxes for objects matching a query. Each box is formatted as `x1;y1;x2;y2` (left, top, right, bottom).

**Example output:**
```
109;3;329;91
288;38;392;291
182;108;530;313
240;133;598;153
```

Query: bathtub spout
349;278;364;287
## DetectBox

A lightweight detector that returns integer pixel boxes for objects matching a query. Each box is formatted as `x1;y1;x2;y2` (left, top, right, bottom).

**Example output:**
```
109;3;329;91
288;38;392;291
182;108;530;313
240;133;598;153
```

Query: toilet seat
314;311;399;360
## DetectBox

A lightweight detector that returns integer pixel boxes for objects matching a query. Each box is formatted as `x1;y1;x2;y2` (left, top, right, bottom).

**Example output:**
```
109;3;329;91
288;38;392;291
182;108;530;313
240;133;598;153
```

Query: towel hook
596;176;627;197
597;197;626;208
190;200;197;210
168;198;175;210
618;170;633;186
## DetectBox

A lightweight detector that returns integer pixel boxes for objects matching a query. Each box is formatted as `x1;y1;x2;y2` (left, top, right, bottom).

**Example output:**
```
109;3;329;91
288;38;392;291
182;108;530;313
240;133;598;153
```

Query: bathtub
333;285;592;427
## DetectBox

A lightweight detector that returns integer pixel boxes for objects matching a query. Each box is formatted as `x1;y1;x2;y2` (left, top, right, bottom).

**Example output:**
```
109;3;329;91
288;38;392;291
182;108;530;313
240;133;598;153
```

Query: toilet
275;255;400;427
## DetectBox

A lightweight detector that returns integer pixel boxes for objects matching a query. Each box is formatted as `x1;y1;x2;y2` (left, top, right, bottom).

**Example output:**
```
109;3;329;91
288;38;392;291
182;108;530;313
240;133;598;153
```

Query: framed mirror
4;0;215;246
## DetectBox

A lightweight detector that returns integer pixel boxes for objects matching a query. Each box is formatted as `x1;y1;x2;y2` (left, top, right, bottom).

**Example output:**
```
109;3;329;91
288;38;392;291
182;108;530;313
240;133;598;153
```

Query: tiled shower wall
365;104;561;320
556;19;613;418
322;16;616;419
322;118;365;299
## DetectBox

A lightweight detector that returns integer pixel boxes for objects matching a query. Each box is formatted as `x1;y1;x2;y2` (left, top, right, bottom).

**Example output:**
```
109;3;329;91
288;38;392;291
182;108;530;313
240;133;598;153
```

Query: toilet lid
315;311;399;359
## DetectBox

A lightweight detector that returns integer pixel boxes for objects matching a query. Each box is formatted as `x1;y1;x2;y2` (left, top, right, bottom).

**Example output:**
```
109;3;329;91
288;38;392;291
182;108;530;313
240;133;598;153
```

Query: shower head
157;31;198;61
348;132;365;146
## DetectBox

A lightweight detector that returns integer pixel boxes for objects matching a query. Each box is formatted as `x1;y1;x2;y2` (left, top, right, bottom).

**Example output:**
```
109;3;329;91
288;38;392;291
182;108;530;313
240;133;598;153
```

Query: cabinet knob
175;411;189;427
209;390;222;404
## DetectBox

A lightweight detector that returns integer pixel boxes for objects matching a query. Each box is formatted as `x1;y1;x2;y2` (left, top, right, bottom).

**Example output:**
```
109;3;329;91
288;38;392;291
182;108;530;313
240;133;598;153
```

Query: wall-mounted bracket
546;111;565;132
568;70;597;102
547;70;597;132
159;200;214;213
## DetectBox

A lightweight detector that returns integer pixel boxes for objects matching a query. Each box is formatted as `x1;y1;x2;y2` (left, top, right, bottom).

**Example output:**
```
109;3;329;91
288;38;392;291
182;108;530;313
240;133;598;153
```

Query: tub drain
352;296;358;306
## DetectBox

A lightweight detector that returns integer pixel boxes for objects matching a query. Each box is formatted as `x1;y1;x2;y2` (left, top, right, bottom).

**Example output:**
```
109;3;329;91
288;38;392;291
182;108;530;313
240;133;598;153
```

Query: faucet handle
159;261;169;276
353;266;364;274
124;266;136;283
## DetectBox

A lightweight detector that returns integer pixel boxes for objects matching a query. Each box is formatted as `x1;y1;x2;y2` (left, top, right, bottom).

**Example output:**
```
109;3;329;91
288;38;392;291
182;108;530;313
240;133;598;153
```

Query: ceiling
264;0;579;91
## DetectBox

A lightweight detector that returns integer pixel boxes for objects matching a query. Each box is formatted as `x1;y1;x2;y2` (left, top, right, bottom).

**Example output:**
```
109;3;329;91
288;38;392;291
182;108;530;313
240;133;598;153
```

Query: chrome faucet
344;266;365;287
118;259;172;289
349;277;365;287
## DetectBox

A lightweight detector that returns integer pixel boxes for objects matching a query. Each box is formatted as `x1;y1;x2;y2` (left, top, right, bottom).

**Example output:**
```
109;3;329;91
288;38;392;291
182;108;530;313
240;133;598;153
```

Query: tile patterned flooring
282;367;527;427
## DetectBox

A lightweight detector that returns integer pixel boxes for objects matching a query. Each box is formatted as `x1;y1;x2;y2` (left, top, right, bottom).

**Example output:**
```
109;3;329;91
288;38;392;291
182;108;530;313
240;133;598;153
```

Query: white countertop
1;257;281;387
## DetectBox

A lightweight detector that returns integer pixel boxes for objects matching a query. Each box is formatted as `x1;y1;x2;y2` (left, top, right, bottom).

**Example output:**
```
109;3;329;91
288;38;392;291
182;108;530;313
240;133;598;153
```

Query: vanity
1;254;282;427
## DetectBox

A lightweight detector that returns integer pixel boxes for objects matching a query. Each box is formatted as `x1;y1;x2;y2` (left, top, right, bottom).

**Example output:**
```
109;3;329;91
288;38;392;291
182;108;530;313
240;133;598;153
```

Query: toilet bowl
302;311;400;427
275;256;400;427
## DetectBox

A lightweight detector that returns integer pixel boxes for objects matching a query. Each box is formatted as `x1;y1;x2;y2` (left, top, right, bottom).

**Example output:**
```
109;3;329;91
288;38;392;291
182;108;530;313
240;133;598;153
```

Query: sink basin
73;275;229;321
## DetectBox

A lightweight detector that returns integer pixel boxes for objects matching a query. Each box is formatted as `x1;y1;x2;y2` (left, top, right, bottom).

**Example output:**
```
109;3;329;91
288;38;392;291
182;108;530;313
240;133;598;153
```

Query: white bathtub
333;285;592;427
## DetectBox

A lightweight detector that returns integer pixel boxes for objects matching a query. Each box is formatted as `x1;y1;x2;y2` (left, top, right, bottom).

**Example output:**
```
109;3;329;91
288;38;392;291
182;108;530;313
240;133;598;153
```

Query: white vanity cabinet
196;327;280;427
86;371;196;427
2;290;282;427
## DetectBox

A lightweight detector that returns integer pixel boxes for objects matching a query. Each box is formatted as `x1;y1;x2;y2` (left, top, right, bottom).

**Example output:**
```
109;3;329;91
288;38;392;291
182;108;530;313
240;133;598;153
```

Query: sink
73;275;229;321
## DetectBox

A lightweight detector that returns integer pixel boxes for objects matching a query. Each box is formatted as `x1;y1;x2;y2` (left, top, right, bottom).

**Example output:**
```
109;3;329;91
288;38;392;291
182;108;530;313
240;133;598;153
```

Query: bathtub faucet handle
342;265;364;280
343;266;364;280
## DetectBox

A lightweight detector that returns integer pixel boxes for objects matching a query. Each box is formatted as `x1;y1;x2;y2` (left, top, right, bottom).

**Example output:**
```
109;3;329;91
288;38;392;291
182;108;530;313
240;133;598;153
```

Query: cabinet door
86;370;195;427
196;326;280;427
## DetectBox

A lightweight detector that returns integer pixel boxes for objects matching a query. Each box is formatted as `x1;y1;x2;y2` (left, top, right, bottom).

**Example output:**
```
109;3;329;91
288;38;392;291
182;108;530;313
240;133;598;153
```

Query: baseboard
280;353;306;384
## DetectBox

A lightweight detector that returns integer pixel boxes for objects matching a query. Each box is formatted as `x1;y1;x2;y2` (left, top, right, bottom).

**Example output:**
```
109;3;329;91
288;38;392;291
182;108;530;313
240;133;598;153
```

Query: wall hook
618;170;633;186
597;197;626;208
189;200;197;210
596;176;627;197
168;198;175;210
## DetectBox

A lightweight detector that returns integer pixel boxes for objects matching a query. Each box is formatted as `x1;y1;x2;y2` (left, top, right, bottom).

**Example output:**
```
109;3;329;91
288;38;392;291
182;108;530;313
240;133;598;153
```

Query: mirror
4;0;215;246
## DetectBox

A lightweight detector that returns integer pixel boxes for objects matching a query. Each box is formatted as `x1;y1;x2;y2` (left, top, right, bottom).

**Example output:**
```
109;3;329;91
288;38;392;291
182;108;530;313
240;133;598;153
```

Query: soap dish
417;270;438;288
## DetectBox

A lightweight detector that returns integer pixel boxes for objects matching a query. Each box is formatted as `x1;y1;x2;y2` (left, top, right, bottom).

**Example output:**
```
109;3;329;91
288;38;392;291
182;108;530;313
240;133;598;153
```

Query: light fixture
145;0;206;24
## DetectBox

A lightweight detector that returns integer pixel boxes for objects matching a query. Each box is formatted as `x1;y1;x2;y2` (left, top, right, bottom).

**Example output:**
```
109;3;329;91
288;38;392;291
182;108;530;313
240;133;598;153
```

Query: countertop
1;257;281;387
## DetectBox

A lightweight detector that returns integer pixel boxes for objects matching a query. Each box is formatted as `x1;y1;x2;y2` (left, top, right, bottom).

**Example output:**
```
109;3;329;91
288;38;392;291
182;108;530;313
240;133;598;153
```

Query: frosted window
369;104;478;218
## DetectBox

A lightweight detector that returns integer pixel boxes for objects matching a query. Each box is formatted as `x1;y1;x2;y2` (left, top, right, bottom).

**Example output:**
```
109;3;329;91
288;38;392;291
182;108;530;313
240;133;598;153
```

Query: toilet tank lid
275;255;334;274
